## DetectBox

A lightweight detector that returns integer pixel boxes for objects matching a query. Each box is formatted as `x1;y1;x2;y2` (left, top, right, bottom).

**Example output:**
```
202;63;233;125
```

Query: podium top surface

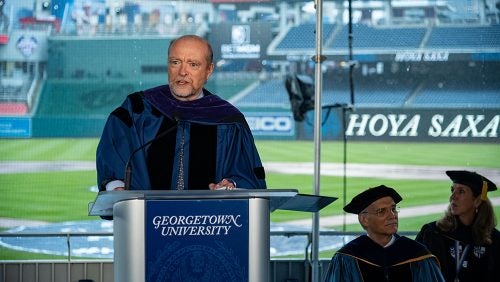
88;189;337;216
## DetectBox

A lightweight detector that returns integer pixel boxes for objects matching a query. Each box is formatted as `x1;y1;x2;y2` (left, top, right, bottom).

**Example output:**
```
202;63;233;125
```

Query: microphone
123;120;178;190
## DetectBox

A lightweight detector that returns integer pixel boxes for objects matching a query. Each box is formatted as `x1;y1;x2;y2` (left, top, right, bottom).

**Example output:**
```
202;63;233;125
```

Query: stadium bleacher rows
273;23;500;51
276;23;337;50
233;75;500;109
2;21;499;117
332;24;426;49
224;23;500;110
427;25;500;48
4;70;499;118
0;85;23;101
0;78;34;115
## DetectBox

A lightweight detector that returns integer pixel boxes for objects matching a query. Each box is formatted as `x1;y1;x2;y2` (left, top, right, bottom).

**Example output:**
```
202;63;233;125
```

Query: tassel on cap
481;180;488;200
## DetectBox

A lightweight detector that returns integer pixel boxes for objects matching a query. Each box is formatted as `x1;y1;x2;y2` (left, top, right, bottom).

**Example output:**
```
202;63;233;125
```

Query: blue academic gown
324;234;445;282
96;85;267;190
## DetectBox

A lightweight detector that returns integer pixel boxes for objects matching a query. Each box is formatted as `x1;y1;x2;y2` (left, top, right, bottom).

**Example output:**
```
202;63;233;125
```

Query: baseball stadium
0;0;499;281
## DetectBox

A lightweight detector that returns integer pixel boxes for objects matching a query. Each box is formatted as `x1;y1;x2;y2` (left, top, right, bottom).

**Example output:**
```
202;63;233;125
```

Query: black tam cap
344;185;402;214
446;170;497;199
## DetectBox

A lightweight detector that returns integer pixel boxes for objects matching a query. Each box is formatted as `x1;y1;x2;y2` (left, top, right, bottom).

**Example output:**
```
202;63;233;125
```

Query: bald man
97;35;266;192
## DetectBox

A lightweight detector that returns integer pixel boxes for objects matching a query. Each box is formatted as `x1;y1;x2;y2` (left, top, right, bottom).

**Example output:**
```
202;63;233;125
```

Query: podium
88;189;336;282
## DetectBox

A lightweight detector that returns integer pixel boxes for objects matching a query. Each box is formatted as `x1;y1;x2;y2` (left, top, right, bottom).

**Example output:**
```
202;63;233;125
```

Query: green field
0;139;499;259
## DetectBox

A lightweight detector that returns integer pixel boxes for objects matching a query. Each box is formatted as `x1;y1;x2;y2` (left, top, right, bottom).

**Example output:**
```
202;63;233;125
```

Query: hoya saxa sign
302;108;499;142
345;112;498;139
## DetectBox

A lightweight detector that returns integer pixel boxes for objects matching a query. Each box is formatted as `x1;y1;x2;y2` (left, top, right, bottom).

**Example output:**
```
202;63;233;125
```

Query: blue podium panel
145;199;249;282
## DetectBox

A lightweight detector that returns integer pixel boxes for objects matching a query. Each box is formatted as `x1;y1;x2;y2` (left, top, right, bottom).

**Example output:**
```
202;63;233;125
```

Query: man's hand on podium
209;178;236;190
104;179;236;191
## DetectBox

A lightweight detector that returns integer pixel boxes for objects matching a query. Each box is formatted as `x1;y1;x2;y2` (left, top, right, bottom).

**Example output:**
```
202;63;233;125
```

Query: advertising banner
0;117;31;138
301;108;499;142
245;112;295;137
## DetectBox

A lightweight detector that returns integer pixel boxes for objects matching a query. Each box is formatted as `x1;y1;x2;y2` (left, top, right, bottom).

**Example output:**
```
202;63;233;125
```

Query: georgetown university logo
152;214;242;236
146;200;249;282
147;241;245;282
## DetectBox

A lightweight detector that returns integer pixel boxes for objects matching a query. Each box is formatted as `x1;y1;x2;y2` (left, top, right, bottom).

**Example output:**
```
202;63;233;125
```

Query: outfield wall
1;108;498;143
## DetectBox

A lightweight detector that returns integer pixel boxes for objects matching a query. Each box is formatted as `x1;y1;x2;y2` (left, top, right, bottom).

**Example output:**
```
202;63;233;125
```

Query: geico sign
346;114;499;138
246;116;293;133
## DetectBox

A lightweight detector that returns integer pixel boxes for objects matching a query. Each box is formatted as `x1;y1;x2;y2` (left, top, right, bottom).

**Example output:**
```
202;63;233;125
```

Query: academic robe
416;221;500;282
96;85;266;190
323;234;445;282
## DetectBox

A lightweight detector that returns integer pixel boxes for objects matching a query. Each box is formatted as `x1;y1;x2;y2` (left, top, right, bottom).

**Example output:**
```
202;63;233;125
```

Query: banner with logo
145;199;249;282
0;117;31;138
245;112;295;137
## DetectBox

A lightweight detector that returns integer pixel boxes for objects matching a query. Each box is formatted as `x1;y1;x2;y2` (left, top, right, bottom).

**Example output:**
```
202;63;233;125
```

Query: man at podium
96;34;267;191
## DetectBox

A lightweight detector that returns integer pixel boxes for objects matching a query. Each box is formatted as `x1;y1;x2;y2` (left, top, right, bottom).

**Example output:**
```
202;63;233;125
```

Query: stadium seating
274;23;500;51
0;77;34;115
261;22;500;110
412;79;500;108
25;22;500;121
427;25;500;48
234;77;414;109
0;102;28;115
330;24;426;49
275;23;336;50
233;71;500;109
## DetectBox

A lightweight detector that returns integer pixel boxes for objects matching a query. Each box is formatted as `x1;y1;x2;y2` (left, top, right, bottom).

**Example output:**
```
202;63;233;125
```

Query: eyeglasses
361;206;400;217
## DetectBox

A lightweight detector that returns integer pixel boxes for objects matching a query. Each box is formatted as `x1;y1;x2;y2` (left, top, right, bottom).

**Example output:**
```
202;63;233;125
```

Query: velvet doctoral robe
323;234;445;282
96;85;266;190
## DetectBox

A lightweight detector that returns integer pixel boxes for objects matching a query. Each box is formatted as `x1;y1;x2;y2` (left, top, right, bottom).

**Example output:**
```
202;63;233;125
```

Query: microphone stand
322;102;353;233
123;123;178;190
345;0;357;234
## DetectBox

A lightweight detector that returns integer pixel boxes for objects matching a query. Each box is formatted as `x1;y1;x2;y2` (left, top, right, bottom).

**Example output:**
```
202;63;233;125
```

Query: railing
0;232;111;261
0;230;419;261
